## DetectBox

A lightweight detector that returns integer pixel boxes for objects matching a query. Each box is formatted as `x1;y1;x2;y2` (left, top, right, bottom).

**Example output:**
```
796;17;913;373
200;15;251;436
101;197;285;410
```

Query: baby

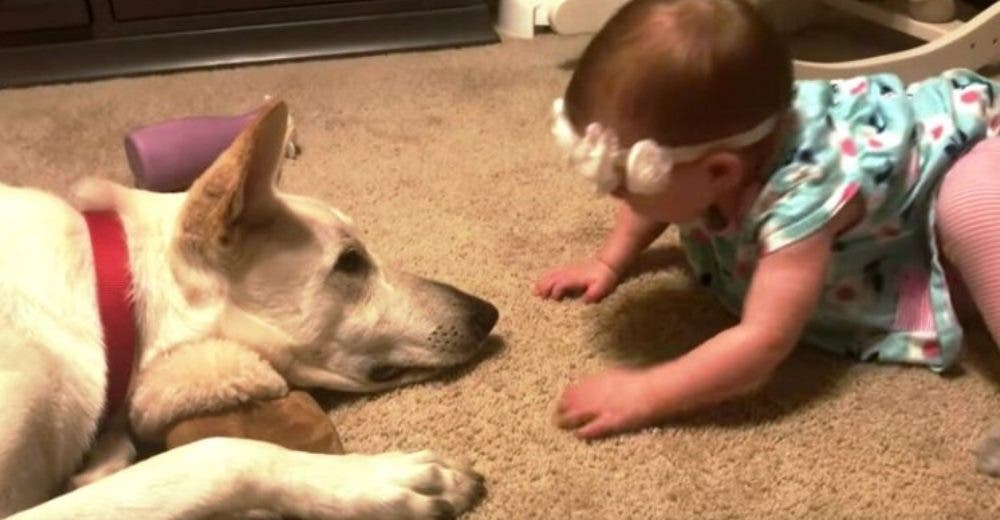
535;0;1000;450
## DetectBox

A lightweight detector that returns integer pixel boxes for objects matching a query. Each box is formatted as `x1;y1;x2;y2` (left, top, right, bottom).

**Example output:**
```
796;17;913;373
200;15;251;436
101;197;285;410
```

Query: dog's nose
429;281;499;338
467;296;499;336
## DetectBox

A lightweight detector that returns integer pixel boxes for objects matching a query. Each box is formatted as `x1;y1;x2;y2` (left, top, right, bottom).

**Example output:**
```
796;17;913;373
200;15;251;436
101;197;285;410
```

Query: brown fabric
1;31;1000;518
165;391;344;454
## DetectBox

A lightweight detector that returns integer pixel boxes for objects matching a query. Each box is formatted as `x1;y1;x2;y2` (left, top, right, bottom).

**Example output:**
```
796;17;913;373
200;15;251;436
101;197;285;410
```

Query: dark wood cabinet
0;0;90;32
110;0;347;20
0;0;497;87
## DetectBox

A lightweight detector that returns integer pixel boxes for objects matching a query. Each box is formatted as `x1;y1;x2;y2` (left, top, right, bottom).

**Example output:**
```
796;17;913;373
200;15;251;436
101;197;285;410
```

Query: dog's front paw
353;450;484;519
977;425;1000;477
310;450;485;519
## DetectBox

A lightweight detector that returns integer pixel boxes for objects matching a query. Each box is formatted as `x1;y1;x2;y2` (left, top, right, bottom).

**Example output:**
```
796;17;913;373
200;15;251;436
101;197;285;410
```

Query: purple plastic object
124;109;259;192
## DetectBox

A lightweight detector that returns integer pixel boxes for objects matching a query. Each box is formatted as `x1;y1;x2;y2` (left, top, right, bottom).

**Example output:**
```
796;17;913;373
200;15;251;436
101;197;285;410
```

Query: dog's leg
0;340;99;517
10;438;483;520
66;413;136;490
0;372;63;516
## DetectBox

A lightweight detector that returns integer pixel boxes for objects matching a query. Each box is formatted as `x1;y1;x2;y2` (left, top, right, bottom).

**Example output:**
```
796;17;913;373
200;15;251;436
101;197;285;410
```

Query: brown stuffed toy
164;390;343;454
129;339;343;454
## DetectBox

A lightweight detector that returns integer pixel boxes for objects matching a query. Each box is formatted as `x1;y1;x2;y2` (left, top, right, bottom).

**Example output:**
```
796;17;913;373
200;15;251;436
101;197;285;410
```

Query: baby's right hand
533;259;620;303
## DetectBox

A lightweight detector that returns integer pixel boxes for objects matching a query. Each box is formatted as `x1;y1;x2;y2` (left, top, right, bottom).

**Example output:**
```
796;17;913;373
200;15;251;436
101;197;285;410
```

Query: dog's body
0;101;497;519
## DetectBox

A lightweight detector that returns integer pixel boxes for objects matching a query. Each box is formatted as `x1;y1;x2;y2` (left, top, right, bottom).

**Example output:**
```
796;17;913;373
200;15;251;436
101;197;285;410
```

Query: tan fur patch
177;99;288;266
164;391;343;454
129;338;288;443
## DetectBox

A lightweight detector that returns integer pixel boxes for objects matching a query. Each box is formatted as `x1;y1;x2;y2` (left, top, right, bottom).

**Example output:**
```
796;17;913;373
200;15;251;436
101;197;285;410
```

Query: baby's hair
565;0;793;147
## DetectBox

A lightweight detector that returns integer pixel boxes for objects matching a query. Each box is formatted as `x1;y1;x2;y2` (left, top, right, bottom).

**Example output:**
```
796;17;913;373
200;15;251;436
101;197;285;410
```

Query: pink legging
937;137;1000;345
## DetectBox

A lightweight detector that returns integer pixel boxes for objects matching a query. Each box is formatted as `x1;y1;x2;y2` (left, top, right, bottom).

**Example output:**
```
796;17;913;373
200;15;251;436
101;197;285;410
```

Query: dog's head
174;100;498;393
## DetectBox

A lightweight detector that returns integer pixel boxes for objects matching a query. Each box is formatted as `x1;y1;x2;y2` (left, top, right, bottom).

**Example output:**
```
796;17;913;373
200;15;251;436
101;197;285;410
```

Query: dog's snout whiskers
427;324;469;353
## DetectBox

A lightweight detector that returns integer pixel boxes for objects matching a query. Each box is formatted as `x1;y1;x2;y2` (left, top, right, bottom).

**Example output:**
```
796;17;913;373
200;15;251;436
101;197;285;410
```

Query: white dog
0;100;498;519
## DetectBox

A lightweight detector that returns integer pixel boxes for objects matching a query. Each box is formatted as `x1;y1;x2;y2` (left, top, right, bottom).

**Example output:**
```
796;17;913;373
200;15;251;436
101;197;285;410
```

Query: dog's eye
333;248;368;275
368;365;405;382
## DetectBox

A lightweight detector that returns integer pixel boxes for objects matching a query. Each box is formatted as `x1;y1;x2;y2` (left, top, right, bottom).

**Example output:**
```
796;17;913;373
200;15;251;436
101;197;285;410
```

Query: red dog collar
83;211;138;420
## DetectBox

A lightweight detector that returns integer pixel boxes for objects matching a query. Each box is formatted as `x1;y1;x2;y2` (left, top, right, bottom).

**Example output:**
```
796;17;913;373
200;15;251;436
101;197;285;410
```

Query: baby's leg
936;137;1000;476
937;138;1000;345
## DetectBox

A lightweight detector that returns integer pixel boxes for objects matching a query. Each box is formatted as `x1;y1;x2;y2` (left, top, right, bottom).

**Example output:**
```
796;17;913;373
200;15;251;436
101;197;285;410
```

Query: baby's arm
641;224;834;409
534;203;667;302
556;200;862;439
594;202;668;273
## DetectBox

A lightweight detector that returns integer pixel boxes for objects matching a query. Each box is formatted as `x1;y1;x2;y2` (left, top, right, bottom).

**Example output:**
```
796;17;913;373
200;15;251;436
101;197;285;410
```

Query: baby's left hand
555;367;663;440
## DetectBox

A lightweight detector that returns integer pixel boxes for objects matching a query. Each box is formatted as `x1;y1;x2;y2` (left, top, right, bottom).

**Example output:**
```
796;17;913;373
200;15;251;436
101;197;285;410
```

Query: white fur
0;102;490;518
12;439;481;520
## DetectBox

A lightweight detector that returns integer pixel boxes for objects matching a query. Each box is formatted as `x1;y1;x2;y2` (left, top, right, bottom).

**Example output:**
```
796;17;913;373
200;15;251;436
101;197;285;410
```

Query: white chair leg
495;0;822;39
548;0;630;35
496;0;548;39
495;0;629;39
795;2;1000;82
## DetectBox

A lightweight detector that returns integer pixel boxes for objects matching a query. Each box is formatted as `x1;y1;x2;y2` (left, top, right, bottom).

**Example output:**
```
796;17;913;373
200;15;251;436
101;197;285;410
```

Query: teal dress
681;69;1000;372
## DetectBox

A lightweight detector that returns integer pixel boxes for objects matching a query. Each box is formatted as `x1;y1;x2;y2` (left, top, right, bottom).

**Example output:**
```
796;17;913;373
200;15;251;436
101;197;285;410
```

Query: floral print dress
680;69;1000;372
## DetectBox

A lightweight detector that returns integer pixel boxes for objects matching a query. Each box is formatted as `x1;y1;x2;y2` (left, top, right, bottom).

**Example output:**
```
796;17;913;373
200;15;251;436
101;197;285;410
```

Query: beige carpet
2;26;1000;519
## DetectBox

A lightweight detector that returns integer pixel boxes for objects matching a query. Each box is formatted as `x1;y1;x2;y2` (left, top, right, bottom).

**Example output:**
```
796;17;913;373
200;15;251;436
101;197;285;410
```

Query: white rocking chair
496;0;1000;82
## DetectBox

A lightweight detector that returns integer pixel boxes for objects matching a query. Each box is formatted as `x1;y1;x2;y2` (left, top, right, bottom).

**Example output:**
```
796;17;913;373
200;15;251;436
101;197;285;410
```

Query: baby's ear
129;339;288;444
702;151;745;192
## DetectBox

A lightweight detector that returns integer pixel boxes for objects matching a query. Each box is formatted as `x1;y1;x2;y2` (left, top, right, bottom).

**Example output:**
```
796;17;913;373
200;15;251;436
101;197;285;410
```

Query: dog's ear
178;99;289;263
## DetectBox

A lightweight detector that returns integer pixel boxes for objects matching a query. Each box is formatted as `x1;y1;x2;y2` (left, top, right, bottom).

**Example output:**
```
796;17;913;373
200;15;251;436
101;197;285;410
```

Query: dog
0;100;499;519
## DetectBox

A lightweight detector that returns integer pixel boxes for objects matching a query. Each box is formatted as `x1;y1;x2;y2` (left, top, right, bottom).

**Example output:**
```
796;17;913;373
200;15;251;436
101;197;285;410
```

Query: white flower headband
551;98;779;195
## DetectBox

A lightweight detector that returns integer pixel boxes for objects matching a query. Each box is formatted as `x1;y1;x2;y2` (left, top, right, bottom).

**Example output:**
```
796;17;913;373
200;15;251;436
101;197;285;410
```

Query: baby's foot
976;424;1000;477
555;367;664;439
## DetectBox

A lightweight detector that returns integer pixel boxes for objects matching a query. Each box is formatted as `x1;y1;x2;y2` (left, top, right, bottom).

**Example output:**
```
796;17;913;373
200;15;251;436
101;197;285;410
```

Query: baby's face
613;160;720;224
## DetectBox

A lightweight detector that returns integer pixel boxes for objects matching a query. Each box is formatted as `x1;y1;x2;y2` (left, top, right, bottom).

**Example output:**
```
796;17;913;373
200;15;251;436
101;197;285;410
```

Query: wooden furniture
786;0;1000;82
0;0;498;88
496;0;1000;83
